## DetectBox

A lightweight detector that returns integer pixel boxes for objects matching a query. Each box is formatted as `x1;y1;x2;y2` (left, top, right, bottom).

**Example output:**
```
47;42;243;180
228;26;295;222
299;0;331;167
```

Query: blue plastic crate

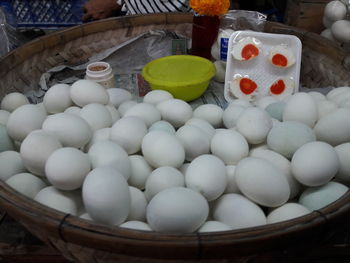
0;0;86;29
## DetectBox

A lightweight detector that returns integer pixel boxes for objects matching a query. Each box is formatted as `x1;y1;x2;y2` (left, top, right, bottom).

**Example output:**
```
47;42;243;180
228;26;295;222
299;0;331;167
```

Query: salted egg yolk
269;46;295;68
268;78;294;100
230;76;258;101
231;37;261;61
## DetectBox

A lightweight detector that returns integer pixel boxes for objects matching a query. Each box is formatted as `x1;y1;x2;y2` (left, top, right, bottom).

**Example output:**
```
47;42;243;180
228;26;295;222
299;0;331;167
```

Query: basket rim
0;12;350;260
1;180;350;259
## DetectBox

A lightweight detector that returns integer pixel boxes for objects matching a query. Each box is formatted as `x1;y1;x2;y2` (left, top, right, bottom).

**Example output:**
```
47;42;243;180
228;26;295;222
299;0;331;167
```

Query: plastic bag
0;7;27;57
211;10;267;83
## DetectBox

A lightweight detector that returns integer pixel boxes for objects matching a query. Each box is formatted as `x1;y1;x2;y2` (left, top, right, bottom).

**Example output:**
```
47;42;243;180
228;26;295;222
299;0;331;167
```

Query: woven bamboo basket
1;13;350;263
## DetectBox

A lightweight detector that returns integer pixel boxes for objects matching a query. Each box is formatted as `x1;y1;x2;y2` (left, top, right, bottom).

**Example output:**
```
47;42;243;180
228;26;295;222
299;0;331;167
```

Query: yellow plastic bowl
142;55;216;102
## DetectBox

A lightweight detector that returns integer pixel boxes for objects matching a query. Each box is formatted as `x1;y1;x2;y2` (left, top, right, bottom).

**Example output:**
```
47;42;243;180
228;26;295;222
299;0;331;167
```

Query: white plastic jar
86;62;116;89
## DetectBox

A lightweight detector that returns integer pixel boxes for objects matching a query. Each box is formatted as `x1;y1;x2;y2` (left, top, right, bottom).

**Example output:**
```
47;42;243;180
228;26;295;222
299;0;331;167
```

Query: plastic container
142;55;216;102
224;31;302;103
0;0;86;29
86;62;116;89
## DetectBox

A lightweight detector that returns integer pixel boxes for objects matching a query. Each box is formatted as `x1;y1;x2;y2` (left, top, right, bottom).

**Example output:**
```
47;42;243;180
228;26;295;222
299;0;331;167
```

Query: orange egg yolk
240;78;258;95
270;80;286;95
272;54;288;67
241;44;259;60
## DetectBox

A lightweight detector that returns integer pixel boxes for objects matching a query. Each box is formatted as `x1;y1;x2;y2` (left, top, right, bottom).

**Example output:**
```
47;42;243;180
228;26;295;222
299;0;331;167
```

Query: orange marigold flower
190;0;230;16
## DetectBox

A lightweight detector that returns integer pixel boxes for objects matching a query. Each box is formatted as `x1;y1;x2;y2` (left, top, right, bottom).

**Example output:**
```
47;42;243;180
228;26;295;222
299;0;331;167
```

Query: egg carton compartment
224;31;302;103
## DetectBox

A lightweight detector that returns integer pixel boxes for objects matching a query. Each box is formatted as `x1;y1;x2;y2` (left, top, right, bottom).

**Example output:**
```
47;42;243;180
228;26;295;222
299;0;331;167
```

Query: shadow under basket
1;13;350;263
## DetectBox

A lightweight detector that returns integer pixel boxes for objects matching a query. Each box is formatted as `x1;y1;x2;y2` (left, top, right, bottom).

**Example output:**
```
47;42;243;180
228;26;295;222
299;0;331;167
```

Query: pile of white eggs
1;79;350;233
321;0;350;43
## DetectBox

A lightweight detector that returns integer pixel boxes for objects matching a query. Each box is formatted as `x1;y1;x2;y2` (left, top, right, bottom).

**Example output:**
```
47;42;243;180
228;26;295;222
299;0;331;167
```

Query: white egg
326;87;350;100
105;104;121;123
179;163;190;175
6;173;47;198
254;96;278;109
107;88;132;107
0;151;26;181
235;157;290;207
42;113;92;148
79;103;112;132
128;186;148;222
1;92;29;112
329;90;350;106
283;92;318;127
250;149;300;199
128;155;153;190
82;167;130;225
110;117;147;155
20;130;62;176
119;221;152;231
269;45;296;68
212;194;266;230
124;103;161;127
193;104;223;128
265;102;286;121
34;186;78;215
267;203;310;224
157;99;193;128
228;99;252;108
222;105;246;128
45;147;91;190
6;104;47;142
149;120;176;134
185;154;227;201
323;15;334;29
36;103;48;114
145;166;185;201
185;118;215;139
231;37;261;61
85;127;111;152
88;140;131;180
236;107;273;144
267;121;316;159
321;29;336;41
335;143;350;182
292;141;339;187
64;106;81;116
43;84;73;113
0;110;10;126
198;221;232;232
80;213;92;221
70;79;109;107
118;100;137;117
299;181;348;210
146;187;209;233
213;60;226;83
143;90;173;105
211;129;249;165
229;76;258;101
141;130;185;168
316;99;338;119
324;1;347;21
0;124;14;152
308;91;326;102
331;20;350;43
268;78;295;100
314;108;350;146
175;125;210;161
224;165;240;194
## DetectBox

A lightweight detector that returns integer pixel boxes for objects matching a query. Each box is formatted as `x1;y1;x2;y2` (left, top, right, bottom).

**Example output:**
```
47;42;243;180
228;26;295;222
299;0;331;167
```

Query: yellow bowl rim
141;55;216;87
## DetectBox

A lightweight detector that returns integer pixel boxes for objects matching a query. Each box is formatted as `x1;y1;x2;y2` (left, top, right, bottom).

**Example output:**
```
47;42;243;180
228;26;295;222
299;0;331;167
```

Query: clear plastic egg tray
224;31;302;103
